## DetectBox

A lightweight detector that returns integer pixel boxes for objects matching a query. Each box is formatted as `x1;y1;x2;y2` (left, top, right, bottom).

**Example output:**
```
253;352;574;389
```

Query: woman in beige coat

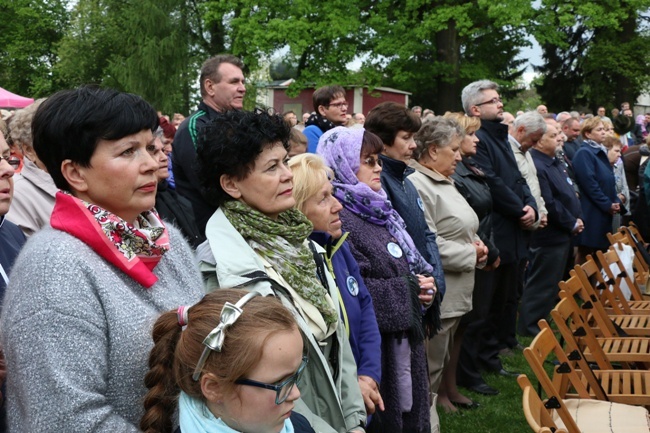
6;99;57;236
408;117;488;413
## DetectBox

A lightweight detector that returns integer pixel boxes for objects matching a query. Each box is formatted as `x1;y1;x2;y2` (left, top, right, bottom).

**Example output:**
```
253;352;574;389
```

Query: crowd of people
0;53;648;433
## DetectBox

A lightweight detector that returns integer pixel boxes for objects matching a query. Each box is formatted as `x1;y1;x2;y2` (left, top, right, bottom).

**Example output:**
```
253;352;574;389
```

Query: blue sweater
310;231;381;384
304;125;324;153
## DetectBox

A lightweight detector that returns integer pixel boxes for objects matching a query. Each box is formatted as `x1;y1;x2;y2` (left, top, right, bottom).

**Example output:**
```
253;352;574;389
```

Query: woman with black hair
0;86;203;431
195;109;366;433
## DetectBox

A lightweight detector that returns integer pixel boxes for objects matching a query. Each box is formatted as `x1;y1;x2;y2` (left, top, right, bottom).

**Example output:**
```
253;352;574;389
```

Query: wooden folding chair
619;225;650;292
526;321;650;406
596;248;649;312
559;269;626;338
551;296;650;370
518;374;572;433
572;262;650;337
518;372;650;433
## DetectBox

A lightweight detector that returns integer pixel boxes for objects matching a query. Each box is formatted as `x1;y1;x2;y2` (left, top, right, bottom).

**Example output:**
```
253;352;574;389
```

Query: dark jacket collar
480;118;509;140
197;100;223;119
379;154;414;180
529;148;557;167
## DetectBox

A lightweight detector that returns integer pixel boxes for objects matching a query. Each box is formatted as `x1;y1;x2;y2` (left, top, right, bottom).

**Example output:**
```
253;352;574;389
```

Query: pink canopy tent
0;87;34;109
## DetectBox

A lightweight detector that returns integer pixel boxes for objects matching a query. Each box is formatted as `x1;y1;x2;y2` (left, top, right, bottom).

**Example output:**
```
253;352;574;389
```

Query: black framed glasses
362;156;383;168
475;97;502;107
235;355;308;404
0;155;20;169
327;101;349;109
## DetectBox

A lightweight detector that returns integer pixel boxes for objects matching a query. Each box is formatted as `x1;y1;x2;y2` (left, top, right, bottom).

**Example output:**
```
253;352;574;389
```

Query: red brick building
259;79;412;117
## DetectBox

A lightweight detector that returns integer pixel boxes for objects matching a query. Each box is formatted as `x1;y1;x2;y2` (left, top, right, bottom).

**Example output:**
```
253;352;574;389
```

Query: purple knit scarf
317;127;433;275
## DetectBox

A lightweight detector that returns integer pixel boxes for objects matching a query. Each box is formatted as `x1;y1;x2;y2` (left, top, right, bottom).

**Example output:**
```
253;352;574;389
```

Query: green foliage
533;0;650;112
55;0;198;113
0;0;69;97
203;0;366;89
4;0;650;119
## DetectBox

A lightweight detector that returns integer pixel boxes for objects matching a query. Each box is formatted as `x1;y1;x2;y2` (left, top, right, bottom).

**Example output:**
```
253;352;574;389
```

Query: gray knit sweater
0;225;203;432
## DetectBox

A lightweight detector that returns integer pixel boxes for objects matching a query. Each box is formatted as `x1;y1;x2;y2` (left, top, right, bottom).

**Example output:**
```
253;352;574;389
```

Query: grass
438;336;535;433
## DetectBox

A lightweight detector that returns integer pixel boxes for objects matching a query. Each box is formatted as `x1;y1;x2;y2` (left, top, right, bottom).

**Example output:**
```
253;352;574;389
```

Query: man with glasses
304;85;348;153
457;80;538;390
0;122;26;431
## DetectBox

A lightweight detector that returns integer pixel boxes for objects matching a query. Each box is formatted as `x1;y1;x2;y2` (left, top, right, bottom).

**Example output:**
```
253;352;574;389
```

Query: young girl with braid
140;289;315;433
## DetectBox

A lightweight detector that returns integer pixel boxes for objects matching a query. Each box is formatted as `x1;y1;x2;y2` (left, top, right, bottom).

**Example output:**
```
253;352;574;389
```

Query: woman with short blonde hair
290;153;384;420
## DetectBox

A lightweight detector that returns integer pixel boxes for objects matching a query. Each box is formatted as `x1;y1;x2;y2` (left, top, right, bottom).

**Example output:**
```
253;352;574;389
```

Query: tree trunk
435;20;462;112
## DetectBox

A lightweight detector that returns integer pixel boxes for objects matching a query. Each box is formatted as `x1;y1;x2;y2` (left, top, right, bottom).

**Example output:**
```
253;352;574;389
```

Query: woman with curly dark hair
194;110;366;433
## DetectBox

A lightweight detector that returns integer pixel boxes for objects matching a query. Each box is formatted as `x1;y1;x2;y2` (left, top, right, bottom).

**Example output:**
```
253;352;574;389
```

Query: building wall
270;87;407;117
362;88;407;114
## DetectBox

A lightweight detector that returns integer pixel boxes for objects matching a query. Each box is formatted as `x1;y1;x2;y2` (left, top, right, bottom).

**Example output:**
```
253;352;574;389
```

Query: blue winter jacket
310;231;382;385
378;154;446;297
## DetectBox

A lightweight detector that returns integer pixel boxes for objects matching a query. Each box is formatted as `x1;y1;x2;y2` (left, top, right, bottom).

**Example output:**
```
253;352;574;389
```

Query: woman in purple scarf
317;126;437;433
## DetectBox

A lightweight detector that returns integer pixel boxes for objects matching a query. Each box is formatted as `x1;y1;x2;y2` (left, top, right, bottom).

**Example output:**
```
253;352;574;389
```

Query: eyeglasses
362;156;383;168
235;355;308;404
475;97;502;107
327;101;349;109
0;155;20;169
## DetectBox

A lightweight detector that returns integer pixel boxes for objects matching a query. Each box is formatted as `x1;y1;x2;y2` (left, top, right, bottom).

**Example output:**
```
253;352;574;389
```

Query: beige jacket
6;159;58;236
408;161;480;319
509;135;547;230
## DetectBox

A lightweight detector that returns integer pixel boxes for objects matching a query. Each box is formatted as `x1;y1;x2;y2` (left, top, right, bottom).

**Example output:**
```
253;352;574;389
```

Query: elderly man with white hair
518;122;583;336
508;111;548;231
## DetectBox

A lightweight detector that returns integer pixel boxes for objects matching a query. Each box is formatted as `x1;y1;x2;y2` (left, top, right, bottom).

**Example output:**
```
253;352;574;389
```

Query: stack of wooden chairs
519;223;650;433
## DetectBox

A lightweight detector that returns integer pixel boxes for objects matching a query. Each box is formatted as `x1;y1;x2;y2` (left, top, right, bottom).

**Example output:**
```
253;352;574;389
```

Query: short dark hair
364;101;421;146
32;86;158;190
360;130;383;157
312;86;345;112
197;110;291;207
199;54;245;97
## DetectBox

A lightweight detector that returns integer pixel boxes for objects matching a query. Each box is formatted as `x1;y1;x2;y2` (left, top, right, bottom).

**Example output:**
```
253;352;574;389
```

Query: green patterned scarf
222;200;338;327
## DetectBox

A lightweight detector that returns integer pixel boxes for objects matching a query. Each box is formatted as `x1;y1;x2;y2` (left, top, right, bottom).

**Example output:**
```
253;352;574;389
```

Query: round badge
417;197;424;211
387;242;403;258
346;276;359;296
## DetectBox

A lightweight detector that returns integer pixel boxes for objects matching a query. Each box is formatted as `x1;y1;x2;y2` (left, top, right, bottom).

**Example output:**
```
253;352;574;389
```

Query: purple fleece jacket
339;208;431;433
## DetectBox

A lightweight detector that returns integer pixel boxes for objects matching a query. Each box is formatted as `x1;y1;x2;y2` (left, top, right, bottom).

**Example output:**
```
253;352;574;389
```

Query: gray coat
0;225;203;432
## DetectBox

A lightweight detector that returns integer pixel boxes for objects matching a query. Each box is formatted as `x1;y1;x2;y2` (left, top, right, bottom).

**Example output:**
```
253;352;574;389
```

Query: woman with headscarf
318;126;436;433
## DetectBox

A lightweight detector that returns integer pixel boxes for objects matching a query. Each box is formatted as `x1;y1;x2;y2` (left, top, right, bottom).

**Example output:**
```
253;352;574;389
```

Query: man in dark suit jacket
562;117;583;161
460;80;538;379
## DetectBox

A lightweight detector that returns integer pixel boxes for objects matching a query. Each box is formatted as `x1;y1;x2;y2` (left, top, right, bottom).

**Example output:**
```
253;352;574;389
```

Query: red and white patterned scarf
50;191;170;288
